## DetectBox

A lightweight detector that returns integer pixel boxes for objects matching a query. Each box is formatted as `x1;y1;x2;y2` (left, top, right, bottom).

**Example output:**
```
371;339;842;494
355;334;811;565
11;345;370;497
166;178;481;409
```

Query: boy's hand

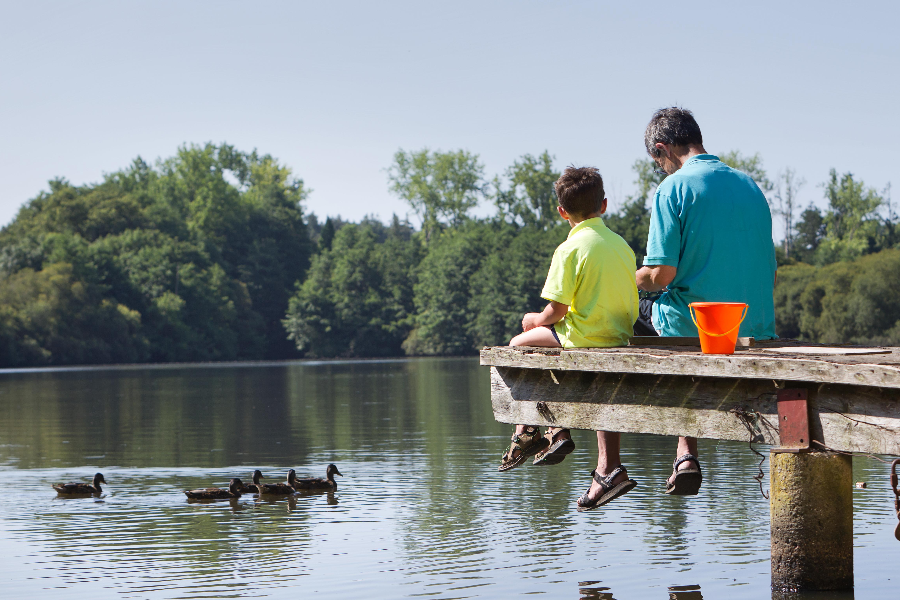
522;313;542;331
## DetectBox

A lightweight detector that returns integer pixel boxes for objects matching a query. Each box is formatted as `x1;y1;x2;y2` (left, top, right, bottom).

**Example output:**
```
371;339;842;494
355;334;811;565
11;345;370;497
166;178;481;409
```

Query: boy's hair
555;166;604;218
644;107;703;157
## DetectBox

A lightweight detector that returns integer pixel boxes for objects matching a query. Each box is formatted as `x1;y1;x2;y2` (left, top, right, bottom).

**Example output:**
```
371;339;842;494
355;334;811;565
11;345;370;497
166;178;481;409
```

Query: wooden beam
490;366;900;456
482;345;900;389
629;336;756;347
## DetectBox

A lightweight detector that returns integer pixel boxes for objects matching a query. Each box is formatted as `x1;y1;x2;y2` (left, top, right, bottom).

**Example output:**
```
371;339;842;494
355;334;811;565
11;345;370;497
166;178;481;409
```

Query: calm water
0;358;895;599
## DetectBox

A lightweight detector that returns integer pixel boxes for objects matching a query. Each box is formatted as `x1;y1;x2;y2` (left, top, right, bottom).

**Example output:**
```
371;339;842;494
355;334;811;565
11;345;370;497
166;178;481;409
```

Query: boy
498;166;640;511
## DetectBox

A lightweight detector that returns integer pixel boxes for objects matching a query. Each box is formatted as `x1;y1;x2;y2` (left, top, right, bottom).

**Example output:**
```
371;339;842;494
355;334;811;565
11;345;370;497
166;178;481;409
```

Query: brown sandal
532;427;575;466
576;466;637;512
665;453;702;495
498;426;549;472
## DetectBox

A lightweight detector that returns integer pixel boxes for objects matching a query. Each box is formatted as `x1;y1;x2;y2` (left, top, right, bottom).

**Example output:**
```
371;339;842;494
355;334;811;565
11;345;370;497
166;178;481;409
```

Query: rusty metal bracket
772;388;810;453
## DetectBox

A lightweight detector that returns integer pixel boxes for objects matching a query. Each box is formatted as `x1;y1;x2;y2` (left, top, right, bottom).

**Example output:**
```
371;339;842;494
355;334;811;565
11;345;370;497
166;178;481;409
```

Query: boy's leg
511;327;560;436
509;326;560;349
579;431;630;504
498;327;563;471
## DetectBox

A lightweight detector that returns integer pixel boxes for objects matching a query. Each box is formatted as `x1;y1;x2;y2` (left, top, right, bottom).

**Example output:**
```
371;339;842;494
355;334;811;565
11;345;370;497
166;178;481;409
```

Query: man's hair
555;166;604;218
644;107;703;157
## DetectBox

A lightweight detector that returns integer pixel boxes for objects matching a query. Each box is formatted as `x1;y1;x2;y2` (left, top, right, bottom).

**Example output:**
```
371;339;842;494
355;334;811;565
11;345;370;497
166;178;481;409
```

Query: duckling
237;470;264;494
256;470;297;495
52;472;107;495
184;478;244;500
292;464;342;491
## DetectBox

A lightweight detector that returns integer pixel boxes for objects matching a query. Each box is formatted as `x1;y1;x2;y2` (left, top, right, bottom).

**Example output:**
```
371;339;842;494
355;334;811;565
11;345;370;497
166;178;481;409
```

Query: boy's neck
567;211;600;228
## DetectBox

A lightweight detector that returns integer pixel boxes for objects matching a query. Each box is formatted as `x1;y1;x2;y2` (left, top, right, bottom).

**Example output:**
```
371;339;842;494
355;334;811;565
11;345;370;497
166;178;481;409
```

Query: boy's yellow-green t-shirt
541;217;638;348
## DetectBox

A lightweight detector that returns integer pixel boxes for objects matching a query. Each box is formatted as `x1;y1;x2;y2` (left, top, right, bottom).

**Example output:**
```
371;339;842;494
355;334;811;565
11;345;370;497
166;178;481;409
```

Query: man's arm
522;301;569;331
636;265;677;292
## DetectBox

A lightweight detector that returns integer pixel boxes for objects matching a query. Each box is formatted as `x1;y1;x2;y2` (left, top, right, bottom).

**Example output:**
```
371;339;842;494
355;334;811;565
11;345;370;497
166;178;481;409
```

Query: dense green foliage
1;144;895;366
0;144;311;365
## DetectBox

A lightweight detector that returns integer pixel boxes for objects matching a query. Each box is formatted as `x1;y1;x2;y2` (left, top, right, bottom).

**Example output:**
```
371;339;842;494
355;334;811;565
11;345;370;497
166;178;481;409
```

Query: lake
0;357;895;599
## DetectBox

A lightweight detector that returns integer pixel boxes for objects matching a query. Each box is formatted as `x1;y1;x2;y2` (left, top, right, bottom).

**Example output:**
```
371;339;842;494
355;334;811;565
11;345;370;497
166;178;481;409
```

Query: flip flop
533;427;575;466
665;453;702;495
498;426;549;472
576;466;637;511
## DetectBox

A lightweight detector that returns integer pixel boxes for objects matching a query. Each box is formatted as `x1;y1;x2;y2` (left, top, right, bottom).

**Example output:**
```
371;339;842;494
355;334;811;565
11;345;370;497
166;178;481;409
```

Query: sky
1;1;898;236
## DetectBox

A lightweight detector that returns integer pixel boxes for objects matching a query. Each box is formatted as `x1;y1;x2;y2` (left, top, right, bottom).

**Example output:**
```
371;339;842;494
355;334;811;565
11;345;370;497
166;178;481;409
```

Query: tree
283;219;420;358
492;151;560;228
387;149;485;241
772;168;805;259
814;170;883;264
604;159;664;264
793;205;826;264
402;225;488;355
0;143;311;366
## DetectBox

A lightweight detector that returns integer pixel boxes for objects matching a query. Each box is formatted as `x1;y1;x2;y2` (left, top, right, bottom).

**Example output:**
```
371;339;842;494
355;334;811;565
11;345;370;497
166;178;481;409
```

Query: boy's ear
600;198;608;215
557;205;568;220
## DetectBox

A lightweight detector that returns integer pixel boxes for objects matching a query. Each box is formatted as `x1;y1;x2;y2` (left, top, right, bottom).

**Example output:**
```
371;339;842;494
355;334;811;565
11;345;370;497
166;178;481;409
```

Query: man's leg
667;436;701;488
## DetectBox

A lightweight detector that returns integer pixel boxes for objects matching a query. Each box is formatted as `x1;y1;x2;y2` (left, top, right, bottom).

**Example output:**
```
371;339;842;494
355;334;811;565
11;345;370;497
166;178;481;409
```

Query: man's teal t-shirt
644;154;777;339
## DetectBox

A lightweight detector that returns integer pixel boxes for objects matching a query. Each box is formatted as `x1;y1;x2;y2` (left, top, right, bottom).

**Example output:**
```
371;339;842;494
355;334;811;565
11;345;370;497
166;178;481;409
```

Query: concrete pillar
770;451;853;592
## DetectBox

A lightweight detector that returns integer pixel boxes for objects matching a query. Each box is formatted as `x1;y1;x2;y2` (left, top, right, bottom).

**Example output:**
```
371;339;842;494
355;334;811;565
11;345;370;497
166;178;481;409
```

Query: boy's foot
665;453;702;495
576;466;637;511
532;427;575;466
498;426;549;472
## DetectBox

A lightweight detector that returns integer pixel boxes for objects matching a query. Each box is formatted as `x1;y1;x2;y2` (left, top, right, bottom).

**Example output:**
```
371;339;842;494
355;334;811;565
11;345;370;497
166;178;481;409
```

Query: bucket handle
689;304;748;338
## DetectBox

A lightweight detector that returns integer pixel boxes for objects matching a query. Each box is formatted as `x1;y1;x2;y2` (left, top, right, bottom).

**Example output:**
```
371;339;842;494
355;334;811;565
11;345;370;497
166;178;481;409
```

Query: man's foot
576;466;637;511
498;426;549;472
665;453;702;495
532;427;575;466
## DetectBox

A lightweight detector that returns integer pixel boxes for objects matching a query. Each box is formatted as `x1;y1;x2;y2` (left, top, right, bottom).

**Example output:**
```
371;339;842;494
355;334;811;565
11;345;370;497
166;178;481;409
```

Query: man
581;107;777;507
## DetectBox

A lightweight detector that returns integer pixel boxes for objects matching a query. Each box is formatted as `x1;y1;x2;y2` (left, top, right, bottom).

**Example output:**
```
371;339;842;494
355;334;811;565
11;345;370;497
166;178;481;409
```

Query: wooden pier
481;339;900;592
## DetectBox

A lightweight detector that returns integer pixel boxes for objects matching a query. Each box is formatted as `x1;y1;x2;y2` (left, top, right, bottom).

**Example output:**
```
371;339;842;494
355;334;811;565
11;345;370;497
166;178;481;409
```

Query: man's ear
599;198;608;215
655;142;670;158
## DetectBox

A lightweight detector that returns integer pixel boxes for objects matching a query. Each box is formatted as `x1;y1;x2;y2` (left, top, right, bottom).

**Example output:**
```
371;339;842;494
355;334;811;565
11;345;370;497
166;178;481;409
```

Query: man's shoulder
660;157;762;198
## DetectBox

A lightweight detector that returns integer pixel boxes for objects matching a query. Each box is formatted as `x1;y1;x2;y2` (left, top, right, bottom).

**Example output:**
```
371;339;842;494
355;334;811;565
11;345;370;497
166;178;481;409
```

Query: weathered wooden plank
629;336;755;347
481;346;900;389
490;366;900;455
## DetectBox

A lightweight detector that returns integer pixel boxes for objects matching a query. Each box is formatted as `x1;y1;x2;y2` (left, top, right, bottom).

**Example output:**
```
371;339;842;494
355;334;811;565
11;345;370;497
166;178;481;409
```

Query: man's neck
671;144;707;170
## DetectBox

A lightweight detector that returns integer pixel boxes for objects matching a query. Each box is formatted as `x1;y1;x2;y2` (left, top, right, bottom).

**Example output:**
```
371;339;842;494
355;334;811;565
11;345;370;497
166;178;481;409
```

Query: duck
256;470;298;495
237;470;264;494
292;464;342;491
53;472;107;495
184;478;244;500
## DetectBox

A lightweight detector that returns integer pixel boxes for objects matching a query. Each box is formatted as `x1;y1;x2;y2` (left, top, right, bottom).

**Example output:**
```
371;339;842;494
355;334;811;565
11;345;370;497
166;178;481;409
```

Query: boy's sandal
532;427;576;466
665;453;703;495
498;426;550;472
576;466;637;512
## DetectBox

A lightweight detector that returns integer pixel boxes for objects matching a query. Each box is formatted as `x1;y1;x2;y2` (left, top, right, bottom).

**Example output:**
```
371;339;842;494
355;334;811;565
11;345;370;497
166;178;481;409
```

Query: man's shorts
633;297;659;337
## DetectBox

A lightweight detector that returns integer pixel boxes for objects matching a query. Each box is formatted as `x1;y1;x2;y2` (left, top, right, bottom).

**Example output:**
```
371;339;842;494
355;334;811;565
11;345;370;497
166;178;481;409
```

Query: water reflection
0;358;894;598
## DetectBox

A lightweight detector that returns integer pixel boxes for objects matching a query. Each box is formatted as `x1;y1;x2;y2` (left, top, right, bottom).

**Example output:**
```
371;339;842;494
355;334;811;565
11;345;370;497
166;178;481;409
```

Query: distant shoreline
0;354;477;375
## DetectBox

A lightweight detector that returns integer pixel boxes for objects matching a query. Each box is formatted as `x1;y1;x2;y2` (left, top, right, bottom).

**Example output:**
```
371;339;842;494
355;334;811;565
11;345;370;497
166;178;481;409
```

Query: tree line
0;144;895;367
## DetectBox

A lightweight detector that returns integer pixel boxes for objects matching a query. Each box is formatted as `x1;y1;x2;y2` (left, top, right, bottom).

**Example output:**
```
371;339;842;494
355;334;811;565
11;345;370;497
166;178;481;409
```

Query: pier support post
770;451;853;592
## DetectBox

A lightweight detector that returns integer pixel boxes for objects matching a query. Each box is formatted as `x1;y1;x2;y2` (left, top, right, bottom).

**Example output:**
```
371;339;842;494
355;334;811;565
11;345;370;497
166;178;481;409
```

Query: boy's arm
522;301;569;331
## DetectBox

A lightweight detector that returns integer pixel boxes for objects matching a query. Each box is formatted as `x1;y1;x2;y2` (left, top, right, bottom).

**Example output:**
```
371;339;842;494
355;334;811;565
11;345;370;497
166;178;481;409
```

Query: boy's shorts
549;326;561;346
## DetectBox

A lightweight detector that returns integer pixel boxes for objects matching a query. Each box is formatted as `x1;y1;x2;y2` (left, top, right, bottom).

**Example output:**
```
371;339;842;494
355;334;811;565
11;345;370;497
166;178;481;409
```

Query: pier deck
481;340;900;591
481;340;900;455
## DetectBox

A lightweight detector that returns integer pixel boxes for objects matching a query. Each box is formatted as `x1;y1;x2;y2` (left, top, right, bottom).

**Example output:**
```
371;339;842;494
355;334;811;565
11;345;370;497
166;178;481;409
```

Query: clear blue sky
2;1;897;235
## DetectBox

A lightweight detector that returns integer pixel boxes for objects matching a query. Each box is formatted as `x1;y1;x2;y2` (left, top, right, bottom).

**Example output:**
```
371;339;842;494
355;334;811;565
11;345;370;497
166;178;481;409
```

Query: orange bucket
689;302;748;354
